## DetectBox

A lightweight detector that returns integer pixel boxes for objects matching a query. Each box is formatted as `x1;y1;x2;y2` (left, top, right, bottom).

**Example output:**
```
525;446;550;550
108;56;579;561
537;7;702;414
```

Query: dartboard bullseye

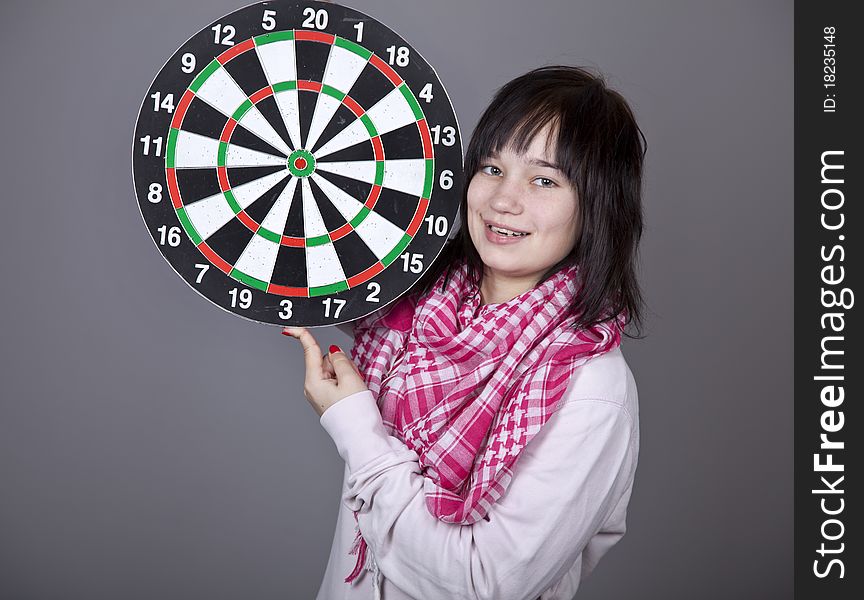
133;0;463;326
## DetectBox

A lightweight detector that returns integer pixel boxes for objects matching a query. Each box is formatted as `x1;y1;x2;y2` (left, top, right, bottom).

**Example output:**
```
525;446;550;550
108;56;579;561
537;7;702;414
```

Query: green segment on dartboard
350;207;371;228
175;207;202;245
287;149;316;178
360;114;378;138
321;84;345;102
231;269;269;291
423;159;435;198
374;161;385;186
334;36;372;60
223;189;242;214
257;227;282;243
306;234;331;247
254;30;294;45
310;280;350;297
383;235;412;267
231;99;254;121
190;59;220;93
166;128;179;168
400;84;424;121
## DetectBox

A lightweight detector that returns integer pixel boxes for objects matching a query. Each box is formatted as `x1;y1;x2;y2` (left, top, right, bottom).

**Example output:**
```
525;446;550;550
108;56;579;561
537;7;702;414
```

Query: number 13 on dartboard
132;1;463;326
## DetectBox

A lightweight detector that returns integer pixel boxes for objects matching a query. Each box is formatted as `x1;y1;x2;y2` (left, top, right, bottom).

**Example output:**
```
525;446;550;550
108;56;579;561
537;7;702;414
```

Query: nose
489;179;524;214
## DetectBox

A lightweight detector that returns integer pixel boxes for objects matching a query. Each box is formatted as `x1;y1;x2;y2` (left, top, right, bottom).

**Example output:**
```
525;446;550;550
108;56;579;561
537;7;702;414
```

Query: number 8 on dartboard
132;0;463;326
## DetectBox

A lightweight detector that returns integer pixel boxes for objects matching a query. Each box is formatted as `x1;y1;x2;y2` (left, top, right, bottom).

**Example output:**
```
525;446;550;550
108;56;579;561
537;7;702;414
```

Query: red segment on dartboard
268;283;309;297
371;136;385;161
198;242;232;274
220;118;238;144
347;262;385;288
365;185;382;209
280;236;305;248
235;211;259;232
297;80;323;93
249;86;274;104
369;54;402;86
294;30;334;44
171;90;195;130
342;95;364;118
166;168;182;209
417;120;434;159
331;222;354;240
217;39;255;64
406;198;430;236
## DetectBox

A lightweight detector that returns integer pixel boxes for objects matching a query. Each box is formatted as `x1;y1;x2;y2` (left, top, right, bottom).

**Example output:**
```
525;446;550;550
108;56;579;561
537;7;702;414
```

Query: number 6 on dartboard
133;0;463;327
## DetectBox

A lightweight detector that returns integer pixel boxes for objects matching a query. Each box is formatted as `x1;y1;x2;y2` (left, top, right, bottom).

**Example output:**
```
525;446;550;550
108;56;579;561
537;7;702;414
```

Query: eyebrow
527;158;563;171
486;152;563;171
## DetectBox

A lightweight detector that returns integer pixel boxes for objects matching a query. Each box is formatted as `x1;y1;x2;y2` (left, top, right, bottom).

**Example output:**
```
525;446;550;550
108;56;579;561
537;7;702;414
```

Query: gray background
0;0;792;598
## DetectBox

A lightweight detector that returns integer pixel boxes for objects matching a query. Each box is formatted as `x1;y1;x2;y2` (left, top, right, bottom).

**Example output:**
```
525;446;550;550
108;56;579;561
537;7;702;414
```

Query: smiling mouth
487;224;529;237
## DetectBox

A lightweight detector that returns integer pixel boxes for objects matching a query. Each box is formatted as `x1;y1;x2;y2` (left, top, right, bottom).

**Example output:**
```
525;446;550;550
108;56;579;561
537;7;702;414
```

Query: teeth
489;225;527;237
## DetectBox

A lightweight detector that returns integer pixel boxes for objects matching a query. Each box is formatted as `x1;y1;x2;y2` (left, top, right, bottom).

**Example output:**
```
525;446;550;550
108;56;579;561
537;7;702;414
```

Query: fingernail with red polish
329;345;341;354
282;331;292;336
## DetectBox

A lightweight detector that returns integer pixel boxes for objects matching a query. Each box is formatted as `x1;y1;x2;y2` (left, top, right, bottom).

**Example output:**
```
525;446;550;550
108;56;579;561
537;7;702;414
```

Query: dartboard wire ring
172;81;414;243
167;83;432;296
164;31;434;298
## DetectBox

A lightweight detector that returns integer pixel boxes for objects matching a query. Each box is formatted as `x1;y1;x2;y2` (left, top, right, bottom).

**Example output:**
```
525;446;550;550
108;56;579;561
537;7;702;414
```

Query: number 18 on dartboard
132;0;463;326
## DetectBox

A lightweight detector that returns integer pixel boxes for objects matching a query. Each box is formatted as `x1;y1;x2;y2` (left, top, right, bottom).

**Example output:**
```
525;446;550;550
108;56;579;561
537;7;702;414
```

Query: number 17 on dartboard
132;1;463;326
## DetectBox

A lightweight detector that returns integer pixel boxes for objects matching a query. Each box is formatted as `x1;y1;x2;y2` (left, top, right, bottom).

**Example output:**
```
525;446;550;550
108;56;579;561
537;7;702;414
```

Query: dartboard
133;0;463;327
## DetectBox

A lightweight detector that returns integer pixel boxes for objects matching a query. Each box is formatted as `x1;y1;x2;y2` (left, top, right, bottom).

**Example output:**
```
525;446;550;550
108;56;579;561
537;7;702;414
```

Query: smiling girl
285;65;646;599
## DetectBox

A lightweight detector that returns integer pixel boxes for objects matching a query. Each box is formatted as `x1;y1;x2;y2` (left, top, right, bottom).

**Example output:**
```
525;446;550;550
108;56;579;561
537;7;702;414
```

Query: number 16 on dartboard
132;1;463;326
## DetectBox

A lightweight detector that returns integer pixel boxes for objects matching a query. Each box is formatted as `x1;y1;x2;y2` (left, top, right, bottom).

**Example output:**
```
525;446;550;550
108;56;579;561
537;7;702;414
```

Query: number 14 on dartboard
132;1;463;326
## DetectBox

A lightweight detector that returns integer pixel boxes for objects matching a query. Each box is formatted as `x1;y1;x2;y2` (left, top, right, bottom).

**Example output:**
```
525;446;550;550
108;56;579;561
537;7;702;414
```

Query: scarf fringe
345;513;382;599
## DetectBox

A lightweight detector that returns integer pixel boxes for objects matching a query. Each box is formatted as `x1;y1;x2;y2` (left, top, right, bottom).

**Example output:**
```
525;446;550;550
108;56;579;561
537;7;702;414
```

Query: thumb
328;345;364;383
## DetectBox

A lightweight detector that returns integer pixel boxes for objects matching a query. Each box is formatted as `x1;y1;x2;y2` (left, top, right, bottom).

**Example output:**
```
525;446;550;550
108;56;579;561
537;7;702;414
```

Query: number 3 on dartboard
279;299;293;319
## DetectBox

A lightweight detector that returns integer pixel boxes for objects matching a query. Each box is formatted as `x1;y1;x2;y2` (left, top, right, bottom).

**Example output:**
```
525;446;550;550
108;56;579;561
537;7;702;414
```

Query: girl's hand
282;327;368;417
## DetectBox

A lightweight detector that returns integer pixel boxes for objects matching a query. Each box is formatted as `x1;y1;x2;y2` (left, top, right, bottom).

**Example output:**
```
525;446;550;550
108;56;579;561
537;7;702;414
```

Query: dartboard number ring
133;0;463;326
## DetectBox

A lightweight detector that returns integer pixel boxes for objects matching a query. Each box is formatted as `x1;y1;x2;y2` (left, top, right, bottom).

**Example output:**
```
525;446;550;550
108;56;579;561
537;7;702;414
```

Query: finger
321;354;336;380
328;345;365;384
287;327;325;378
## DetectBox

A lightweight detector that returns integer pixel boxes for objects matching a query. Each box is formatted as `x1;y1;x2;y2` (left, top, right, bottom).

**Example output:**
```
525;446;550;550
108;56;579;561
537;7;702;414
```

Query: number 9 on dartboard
132;0;463;327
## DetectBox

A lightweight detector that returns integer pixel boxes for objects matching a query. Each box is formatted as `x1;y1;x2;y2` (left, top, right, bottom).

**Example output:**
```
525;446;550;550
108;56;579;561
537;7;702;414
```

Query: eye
479;165;502;176
532;177;557;188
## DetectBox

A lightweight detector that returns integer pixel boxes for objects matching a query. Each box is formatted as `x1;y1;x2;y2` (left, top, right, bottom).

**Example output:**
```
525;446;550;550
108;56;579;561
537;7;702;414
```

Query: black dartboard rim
132;0;463;327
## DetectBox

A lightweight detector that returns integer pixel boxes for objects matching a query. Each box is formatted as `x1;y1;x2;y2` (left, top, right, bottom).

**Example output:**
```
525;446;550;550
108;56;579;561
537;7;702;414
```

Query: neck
479;270;541;305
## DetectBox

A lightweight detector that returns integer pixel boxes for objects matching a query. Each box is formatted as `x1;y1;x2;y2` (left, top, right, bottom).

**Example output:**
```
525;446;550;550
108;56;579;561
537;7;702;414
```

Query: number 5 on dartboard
133;0;463;327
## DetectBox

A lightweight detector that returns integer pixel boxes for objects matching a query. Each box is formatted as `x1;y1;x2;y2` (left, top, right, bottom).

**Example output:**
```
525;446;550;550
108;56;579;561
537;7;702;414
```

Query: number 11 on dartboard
132;1;463;326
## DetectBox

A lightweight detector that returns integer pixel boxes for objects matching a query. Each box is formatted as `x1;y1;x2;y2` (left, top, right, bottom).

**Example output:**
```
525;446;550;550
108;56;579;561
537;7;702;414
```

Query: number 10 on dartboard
132;1;463;326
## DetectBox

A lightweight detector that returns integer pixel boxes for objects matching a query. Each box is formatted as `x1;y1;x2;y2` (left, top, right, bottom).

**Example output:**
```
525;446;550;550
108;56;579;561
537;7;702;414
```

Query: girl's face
467;127;581;294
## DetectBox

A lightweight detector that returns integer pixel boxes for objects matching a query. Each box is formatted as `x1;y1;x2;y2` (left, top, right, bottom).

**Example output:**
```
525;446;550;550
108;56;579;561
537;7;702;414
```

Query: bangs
489;104;561;159
466;75;610;186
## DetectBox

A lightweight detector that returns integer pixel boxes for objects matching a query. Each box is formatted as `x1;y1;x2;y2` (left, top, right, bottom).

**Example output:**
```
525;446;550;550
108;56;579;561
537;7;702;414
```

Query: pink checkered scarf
343;259;624;585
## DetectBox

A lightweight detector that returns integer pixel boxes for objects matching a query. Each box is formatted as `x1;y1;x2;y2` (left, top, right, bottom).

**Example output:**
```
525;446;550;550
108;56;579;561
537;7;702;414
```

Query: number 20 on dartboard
133;1;463;326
